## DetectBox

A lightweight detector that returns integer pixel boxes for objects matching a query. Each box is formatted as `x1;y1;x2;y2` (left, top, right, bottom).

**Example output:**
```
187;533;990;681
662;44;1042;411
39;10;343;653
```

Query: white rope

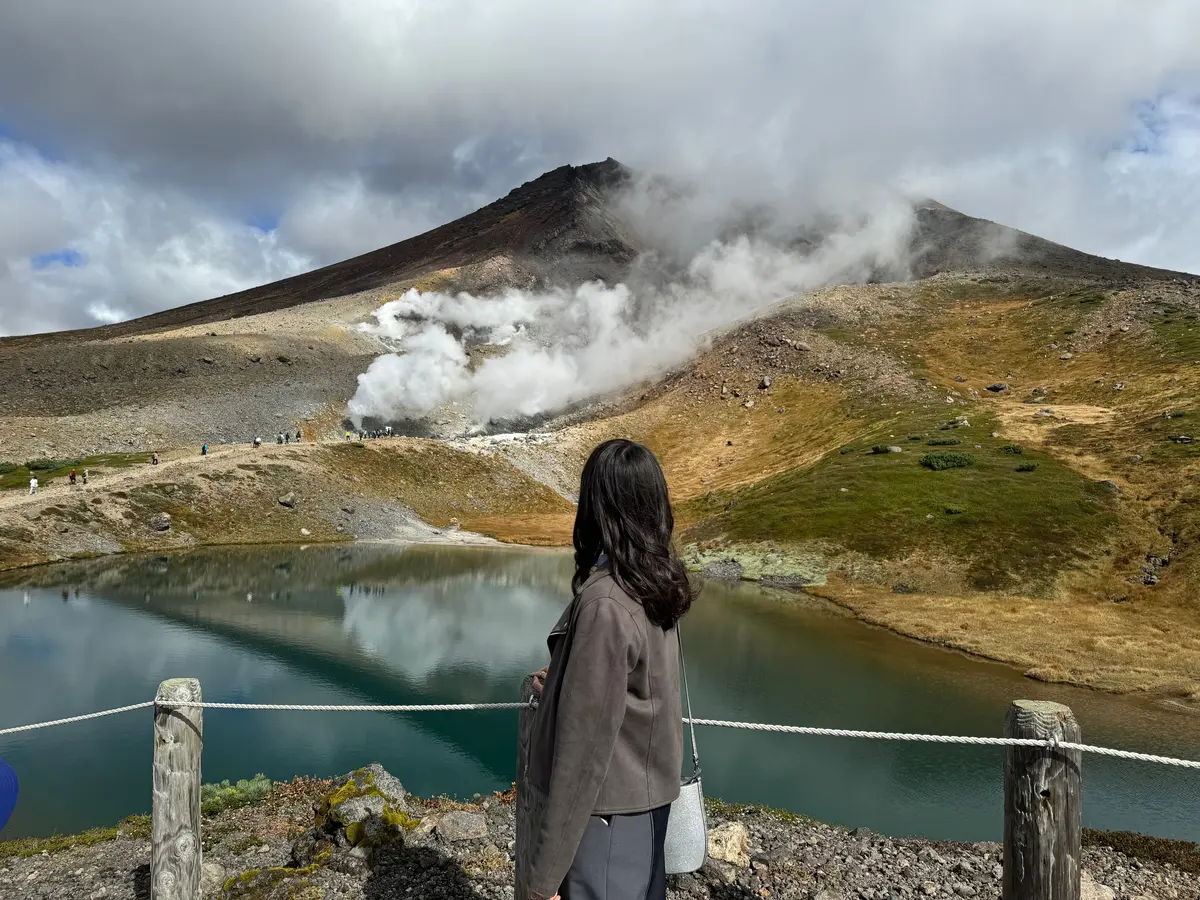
5;701;1200;769
0;701;155;736
165;700;534;712
683;718;1200;768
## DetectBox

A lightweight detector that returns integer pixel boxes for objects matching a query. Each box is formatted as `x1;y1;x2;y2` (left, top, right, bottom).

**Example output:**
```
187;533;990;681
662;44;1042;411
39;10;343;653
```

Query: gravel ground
2;768;1195;900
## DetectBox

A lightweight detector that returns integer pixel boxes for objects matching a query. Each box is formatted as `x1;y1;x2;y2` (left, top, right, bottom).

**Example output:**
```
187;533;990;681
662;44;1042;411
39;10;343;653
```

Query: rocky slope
1;765;1196;900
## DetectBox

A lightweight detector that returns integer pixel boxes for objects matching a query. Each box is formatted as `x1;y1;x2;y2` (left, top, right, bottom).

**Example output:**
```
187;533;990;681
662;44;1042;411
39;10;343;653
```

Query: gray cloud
2;0;1200;334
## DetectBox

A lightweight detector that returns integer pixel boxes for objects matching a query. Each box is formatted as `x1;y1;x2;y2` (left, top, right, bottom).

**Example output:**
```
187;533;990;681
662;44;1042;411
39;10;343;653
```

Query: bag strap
677;622;700;774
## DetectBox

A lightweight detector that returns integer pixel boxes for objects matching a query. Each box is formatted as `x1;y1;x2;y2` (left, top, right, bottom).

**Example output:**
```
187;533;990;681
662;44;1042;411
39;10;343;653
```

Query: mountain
2;160;1200;701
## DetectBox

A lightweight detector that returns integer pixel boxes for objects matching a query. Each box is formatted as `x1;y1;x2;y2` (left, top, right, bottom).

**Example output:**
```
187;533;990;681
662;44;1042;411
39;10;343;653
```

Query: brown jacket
522;568;683;898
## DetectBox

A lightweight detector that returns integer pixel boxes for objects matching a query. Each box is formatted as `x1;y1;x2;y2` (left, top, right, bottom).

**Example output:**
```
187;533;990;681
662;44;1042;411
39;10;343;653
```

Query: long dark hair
572;439;694;629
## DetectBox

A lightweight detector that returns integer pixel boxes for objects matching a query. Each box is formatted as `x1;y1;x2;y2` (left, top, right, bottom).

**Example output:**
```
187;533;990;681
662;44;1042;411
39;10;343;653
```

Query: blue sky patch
31;248;85;270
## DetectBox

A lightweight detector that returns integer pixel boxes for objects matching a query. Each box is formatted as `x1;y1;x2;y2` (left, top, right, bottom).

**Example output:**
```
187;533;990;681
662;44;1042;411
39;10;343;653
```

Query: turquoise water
1;544;1199;842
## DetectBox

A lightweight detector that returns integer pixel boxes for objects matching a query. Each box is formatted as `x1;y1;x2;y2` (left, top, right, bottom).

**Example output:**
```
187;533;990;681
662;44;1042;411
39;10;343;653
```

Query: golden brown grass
562;378;864;504
814;572;1200;698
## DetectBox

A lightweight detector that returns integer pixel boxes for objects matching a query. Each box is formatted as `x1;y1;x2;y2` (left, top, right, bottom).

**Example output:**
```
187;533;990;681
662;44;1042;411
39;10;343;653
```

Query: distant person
345;431;351;441
284;432;290;444
151;453;159;465
201;444;208;456
253;437;262;448
28;476;38;495
82;469;89;485
295;429;302;443
69;469;77;485
519;439;693;900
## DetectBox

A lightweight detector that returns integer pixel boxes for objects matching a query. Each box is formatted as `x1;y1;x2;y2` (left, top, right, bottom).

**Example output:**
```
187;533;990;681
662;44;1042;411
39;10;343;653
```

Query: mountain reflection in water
1;543;1199;843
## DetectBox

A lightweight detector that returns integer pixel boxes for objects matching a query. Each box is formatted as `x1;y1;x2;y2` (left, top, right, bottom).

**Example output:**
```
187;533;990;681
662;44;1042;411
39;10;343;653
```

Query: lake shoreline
2;766;1197;899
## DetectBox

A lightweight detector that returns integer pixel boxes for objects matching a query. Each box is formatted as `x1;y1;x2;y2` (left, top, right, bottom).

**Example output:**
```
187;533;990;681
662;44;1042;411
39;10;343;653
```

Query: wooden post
152;678;203;900
1003;700;1081;900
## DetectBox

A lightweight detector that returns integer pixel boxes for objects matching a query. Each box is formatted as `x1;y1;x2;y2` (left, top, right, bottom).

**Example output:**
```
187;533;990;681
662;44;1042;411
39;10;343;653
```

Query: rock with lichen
291;763;418;874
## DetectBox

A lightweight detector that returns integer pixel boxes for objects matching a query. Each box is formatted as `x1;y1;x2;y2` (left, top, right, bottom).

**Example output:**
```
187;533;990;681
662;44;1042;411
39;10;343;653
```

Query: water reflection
1;544;1199;843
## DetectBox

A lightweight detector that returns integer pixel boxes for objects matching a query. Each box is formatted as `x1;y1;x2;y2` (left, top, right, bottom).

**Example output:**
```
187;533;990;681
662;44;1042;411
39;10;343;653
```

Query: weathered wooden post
1003;700;1081;900
152;678;203;900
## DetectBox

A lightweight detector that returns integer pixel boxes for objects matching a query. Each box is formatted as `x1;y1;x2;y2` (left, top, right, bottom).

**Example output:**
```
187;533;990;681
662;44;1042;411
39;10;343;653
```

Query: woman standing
520;439;695;900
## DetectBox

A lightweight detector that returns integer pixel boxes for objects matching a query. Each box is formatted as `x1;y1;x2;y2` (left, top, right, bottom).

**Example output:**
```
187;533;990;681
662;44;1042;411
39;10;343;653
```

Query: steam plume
346;198;916;429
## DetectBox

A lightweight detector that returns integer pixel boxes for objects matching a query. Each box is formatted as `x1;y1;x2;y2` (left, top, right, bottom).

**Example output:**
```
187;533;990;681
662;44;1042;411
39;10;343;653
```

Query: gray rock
438;811;488;842
953;376;968;383
759;376;772;389
148;512;172;531
201;357;215;365
199;861;227;898
985;383;1009;392
701;558;744;581
886;446;903;453
278;492;297;508
1060;352;1074;360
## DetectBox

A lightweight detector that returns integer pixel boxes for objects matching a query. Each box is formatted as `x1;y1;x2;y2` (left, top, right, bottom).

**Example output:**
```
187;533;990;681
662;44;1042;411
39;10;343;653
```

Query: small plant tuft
1016;462;1039;472
920;452;975;471
944;506;966;515
201;774;273;817
999;444;1024;455
927;438;961;446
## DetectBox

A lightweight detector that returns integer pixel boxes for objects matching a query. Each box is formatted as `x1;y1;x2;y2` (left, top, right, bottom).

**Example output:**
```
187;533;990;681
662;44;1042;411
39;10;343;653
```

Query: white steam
346;199;916;428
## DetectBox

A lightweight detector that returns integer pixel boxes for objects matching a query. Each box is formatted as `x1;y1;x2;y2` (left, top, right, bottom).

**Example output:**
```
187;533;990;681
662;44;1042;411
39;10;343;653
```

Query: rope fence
5;684;1199;899
4;697;1200;768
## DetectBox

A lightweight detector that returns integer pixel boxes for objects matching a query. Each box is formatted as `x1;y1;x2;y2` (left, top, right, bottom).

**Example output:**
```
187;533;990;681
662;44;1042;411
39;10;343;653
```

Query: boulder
437;811;489;842
1081;872;1116;900
292;764;413;874
985;383;1009;392
148;512;172;532
759;376;772;389
200;862;227;898
707;821;750;868
278;492;297;508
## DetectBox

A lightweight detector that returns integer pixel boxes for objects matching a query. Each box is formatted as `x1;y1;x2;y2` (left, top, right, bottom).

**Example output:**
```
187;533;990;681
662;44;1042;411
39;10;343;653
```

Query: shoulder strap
677;622;700;774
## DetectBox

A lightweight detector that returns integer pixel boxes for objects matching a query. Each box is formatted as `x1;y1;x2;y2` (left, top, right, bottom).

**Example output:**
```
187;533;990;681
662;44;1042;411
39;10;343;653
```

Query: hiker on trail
517;440;692;900
151;453;159;465
82;469;89;485
202;444;208;456
295;429;302;442
69;469;77;486
285;432;290;444
253;437;262;448
277;433;283;444
345;431;351;441
28;476;38;495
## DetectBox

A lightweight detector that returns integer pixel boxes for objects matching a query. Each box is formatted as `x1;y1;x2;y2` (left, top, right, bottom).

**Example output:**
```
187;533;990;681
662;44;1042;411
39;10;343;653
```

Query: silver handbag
664;624;707;874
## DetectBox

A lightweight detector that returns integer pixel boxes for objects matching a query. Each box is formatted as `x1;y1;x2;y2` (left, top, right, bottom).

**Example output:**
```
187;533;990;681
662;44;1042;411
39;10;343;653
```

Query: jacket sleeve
526;595;640;898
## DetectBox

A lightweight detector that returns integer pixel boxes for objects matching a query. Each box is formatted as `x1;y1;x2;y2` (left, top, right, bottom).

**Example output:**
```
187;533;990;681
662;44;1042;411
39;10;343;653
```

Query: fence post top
155;679;202;704
1010;699;1076;717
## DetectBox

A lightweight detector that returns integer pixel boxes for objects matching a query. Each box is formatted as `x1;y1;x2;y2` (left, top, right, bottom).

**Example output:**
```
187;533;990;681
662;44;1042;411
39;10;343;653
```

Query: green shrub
200;774;272;817
26;459;80;471
1016;462;1039;472
945;506;966;515
999;444;1024;455
838;445;857;455
927;438;961;446
0;463;18;476
907;435;923;441
871;445;892;454
920;452;975;471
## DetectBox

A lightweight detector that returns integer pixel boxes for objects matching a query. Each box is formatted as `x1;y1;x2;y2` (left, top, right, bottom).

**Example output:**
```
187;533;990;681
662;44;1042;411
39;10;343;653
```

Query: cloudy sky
2;0;1199;336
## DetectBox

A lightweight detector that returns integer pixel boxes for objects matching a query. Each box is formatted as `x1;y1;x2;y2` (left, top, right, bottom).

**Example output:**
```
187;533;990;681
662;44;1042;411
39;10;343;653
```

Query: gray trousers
560;804;669;900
